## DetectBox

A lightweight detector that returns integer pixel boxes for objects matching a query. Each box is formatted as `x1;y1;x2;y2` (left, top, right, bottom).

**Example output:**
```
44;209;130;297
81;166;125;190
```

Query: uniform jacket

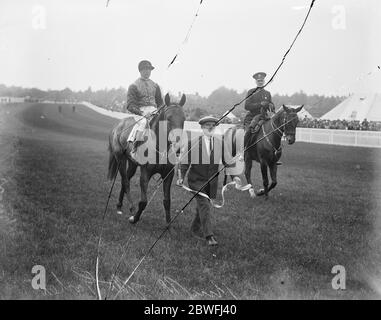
180;135;225;199
126;78;163;115
244;87;274;116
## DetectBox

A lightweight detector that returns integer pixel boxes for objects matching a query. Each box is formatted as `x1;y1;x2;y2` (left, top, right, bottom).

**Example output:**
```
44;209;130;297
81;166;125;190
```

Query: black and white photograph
0;0;380;303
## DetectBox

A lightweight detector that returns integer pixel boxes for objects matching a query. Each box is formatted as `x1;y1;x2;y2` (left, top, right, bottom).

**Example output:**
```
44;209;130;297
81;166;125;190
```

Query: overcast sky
0;0;380;96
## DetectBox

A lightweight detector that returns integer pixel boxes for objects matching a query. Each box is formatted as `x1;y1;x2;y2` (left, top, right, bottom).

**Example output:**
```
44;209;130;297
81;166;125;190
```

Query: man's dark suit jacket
180;135;225;199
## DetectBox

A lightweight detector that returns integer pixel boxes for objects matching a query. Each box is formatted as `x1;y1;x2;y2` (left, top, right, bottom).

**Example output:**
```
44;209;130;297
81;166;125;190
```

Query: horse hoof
116;210;123;215
128;216;137;224
249;188;256;198
256;189;265;196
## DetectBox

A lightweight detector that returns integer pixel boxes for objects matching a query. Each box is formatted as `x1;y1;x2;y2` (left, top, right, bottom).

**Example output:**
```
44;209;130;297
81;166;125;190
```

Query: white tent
321;93;381;121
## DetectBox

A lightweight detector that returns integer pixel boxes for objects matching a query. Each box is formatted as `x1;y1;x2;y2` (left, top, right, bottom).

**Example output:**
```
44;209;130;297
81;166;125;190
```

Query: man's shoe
206;236;218;246
191;226;204;240
191;230;205;241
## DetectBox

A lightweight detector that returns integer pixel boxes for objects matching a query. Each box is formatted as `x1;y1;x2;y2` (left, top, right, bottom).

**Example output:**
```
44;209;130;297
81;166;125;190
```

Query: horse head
280;104;303;144
154;93;186;156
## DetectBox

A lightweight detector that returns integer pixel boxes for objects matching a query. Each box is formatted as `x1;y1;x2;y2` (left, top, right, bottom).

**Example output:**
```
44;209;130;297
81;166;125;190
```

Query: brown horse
224;105;303;197
108;93;186;224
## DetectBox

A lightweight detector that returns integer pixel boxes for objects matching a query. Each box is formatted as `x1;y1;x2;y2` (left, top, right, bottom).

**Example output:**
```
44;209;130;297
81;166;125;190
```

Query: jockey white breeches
127;106;156;142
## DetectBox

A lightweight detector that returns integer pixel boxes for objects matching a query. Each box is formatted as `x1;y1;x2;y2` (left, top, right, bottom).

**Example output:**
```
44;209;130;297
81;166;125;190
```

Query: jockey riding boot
128;130;146;161
250;120;263;135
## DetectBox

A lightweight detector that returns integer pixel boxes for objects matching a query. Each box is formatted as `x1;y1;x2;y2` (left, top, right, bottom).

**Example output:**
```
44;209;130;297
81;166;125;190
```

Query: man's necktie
209;137;214;163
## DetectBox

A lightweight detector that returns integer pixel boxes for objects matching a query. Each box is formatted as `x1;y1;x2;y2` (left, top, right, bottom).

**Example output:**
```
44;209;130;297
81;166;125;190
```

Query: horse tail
107;136;119;181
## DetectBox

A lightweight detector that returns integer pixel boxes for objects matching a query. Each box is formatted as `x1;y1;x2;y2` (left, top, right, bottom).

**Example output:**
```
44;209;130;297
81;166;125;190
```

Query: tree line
0;84;345;118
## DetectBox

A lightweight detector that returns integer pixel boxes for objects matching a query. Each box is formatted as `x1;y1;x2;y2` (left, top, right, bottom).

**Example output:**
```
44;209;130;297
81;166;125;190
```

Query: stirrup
250;126;260;134
127;141;136;153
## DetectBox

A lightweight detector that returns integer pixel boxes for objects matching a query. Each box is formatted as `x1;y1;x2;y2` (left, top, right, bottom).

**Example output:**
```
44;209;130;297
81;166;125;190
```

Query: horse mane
149;106;166;134
272;108;285;125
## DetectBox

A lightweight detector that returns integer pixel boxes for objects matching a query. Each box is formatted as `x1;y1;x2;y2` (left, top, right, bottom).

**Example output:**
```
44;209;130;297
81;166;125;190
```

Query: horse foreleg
162;170;174;225
129;167;148;224
244;157;253;186
259;161;269;198
267;162;278;193
116;158;127;214
125;160;138;214
244;156;256;197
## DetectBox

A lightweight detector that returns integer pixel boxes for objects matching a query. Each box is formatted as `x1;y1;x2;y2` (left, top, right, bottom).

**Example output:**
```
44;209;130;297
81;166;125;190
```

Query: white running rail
78;102;381;149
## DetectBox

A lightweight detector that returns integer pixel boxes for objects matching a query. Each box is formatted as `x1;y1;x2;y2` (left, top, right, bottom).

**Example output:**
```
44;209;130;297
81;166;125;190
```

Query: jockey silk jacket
126;78;163;115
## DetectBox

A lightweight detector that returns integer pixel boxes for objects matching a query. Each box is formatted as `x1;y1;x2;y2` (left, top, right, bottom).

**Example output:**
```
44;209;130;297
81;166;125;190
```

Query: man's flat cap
138;60;155;71
198;115;219;126
253;72;267;80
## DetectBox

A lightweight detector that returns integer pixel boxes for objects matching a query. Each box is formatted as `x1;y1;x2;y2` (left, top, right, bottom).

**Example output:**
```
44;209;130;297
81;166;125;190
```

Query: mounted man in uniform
126;60;163;161
243;72;274;132
243;72;281;165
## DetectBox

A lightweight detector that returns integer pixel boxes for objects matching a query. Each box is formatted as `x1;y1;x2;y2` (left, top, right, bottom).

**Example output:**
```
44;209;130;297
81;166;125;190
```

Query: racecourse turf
0;102;380;299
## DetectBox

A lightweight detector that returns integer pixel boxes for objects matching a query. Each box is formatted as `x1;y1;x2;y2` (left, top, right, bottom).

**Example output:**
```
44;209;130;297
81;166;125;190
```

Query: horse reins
261;112;297;157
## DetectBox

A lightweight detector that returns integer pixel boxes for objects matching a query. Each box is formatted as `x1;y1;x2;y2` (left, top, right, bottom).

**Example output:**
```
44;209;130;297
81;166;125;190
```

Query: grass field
0;102;380;299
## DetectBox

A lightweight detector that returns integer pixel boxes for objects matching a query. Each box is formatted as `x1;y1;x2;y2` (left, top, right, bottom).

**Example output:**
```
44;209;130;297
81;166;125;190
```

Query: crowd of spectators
298;117;381;131
94;100;381;132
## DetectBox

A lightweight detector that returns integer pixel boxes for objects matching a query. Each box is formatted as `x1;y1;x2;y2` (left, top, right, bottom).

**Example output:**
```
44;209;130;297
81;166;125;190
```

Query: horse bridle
263;111;296;156
151;104;184;160
271;111;298;137
270;117;284;138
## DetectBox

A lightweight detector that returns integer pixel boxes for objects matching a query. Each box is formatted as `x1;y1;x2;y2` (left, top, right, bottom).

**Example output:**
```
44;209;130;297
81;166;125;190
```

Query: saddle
243;117;270;157
249;117;270;135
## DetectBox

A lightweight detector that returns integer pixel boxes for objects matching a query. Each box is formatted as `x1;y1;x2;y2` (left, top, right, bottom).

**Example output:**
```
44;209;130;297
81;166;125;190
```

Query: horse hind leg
125;159;138;214
116;158;127;214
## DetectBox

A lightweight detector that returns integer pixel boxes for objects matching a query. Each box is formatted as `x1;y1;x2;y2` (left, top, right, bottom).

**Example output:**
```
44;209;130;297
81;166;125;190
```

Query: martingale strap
262;123;282;155
178;177;252;209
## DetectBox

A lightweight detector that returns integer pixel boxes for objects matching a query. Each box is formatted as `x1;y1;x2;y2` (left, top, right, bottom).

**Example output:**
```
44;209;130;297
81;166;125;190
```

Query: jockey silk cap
138;60;155;71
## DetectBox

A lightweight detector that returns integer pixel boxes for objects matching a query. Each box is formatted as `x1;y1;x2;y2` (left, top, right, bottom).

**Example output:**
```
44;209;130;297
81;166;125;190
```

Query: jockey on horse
243;72;282;166
126;60;164;161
